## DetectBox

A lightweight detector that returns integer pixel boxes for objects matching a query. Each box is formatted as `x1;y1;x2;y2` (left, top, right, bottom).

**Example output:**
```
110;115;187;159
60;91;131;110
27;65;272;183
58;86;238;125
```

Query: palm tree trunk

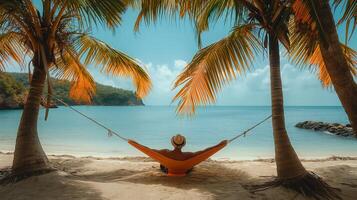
268;35;307;179
250;33;339;200
314;0;357;135
12;55;50;175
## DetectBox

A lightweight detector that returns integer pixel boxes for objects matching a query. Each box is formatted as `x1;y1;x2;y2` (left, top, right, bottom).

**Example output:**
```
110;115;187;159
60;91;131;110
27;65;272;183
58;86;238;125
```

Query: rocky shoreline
295;121;355;137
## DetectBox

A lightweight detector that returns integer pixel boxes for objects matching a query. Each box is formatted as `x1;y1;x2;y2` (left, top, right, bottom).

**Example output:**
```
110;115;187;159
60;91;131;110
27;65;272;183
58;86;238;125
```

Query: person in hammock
130;134;227;174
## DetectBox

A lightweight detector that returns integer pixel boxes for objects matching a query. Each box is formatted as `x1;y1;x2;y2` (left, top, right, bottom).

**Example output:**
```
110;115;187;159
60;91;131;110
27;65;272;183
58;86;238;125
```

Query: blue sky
7;5;357;106
87;8;356;106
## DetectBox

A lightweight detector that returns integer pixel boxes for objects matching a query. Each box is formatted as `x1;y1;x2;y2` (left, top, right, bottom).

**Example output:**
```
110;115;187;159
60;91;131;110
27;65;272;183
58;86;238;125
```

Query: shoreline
0;104;147;110
2;151;357;163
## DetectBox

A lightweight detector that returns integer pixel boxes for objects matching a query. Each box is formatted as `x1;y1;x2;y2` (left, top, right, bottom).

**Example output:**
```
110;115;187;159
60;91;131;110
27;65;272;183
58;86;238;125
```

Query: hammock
128;139;227;176
48;95;271;176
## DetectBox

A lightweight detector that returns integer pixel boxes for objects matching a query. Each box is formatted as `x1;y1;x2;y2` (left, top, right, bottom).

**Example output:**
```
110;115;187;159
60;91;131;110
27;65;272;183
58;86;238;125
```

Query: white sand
1;153;357;200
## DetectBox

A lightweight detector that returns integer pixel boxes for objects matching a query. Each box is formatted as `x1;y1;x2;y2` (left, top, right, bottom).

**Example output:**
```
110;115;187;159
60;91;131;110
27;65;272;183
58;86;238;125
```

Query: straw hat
171;134;186;148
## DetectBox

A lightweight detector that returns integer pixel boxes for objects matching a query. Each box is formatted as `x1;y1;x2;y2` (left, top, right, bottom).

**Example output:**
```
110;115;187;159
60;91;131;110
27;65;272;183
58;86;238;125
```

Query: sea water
1;106;356;160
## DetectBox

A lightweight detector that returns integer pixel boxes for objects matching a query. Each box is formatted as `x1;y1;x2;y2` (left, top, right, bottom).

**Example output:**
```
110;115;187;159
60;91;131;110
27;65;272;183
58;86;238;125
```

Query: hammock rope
228;114;272;143
50;96;129;141
46;95;271;144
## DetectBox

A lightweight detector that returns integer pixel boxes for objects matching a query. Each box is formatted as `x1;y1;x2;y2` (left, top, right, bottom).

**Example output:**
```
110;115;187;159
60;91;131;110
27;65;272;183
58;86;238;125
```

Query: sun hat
171;134;186;148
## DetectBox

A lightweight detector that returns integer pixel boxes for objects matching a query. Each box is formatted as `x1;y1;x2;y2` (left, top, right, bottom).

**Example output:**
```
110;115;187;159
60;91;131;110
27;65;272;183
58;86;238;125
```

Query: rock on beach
295;121;354;137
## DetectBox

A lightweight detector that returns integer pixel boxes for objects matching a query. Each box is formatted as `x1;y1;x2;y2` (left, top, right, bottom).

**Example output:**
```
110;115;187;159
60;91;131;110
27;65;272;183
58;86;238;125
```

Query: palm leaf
289;17;318;67
75;35;151;98
0;32;24;71
195;0;243;33
294;0;357;43
132;0;200;32
0;0;38;32
289;20;357;88
334;0;357;40
58;0;127;29
194;0;246;47
51;49;96;103
133;0;178;31
292;0;327;44
309;44;357;87
173;24;260;114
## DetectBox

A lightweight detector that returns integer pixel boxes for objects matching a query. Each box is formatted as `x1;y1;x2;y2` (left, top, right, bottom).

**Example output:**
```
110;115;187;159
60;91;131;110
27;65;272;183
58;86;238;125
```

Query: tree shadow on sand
314;164;357;200
60;158;357;200
66;159;267;199
0;170;105;200
3;157;356;200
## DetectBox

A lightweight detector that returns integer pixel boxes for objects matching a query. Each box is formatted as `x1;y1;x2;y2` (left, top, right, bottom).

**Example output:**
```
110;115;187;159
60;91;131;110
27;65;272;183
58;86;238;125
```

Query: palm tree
290;0;357;135
0;0;151;179
133;0;338;199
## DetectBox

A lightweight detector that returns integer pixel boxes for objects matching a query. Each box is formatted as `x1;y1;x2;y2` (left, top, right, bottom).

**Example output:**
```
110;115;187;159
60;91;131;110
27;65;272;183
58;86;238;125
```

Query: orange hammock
128;140;227;176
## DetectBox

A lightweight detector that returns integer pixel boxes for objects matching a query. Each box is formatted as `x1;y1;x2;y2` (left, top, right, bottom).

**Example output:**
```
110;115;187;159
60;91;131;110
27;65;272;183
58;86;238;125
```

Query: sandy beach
0;153;356;200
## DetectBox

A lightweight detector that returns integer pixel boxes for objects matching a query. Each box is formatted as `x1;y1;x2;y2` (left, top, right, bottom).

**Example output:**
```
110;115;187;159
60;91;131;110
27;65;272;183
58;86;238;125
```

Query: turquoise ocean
1;106;356;160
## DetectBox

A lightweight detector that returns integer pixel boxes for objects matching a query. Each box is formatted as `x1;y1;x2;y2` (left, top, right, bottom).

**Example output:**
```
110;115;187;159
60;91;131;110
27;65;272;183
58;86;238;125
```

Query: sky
6;5;357;106
87;8;356;106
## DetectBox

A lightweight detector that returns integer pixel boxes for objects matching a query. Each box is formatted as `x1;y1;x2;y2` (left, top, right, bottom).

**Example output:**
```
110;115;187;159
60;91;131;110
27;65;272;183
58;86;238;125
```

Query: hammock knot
107;130;114;137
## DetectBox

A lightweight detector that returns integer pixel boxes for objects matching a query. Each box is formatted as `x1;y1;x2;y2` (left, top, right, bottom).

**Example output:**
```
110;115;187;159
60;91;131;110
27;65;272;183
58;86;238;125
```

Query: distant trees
0;73;26;109
0;73;143;107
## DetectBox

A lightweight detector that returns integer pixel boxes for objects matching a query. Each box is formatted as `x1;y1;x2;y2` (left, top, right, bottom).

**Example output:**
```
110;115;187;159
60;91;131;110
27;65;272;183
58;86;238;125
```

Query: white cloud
174;60;187;69
144;60;187;105
86;59;340;106
216;63;340;106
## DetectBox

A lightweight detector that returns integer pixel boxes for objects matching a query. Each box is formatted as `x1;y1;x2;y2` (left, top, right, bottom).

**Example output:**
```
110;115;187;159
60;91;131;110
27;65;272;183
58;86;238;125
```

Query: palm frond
76;35;151;98
195;0;243;33
56;0;127;29
134;0;178;23
132;0;195;32
334;0;357;40
194;0;246;47
51;49;96;103
289;21;356;88
0;32;25;71
0;1;37;44
309;44;356;88
173;24;260;114
289;17;319;67
294;0;357;43
292;0;326;44
308;44;332;87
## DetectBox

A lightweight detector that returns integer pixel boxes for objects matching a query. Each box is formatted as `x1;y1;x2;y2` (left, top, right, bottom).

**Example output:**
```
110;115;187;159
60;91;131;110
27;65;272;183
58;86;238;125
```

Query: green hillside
0;73;26;109
0;72;143;109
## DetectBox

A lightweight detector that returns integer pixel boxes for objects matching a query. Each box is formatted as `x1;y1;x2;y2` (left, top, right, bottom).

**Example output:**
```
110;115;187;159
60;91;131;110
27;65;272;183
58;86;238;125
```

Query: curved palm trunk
269;35;307;179
314;0;357;134
12;56;49;175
